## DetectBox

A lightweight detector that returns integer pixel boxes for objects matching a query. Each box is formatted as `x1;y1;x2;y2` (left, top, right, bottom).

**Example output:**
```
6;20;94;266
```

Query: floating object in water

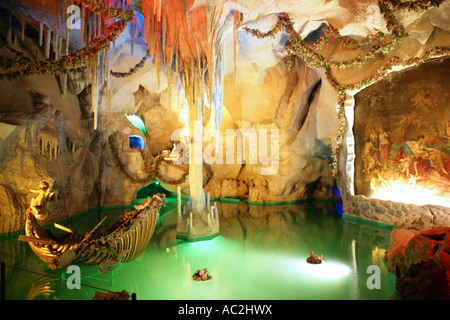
192;268;212;282
306;251;326;264
19;193;166;272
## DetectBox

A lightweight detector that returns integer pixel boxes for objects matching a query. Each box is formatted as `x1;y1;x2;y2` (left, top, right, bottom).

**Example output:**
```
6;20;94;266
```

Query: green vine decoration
0;0;133;80
108;133;188;185
244;0;449;177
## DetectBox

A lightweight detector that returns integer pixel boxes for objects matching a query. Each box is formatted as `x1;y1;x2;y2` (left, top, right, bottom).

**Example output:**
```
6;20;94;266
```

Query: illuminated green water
0;198;397;300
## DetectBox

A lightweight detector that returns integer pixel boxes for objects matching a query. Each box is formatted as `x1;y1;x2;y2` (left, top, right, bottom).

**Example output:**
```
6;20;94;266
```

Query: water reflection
0;199;396;300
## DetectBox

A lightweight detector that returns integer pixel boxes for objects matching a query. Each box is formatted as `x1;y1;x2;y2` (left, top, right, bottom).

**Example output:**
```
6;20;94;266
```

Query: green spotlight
125;114;147;135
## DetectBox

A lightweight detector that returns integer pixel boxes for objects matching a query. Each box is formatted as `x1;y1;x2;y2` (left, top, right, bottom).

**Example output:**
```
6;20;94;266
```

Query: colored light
297;261;351;279
125;114;147;135
129;135;145;149
371;179;450;207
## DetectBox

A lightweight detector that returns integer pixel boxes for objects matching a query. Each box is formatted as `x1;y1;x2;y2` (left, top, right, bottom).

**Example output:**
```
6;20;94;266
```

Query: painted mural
353;57;450;202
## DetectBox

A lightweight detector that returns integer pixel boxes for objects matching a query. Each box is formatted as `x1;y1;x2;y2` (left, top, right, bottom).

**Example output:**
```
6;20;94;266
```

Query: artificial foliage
108;133;188;185
0;20;126;80
74;0;133;20
244;0;449;177
1;0;449;180
0;0;133;80
110;50;151;78
0;35;151;79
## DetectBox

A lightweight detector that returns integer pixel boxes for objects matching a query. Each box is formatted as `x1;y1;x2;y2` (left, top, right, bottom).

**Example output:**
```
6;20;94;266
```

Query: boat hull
22;195;164;271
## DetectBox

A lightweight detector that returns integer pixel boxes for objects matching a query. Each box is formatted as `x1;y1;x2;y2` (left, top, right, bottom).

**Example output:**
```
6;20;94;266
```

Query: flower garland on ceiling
108;133;188;185
110;50;151;78
244;0;449;177
75;0;133;20
0;36;150;80
0;0;133;80
0;20;127;79
328;45;450;176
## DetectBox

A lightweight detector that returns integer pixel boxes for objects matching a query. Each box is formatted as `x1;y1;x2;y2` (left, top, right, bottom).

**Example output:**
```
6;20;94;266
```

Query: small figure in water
192;268;212;282
29;181;54;220
306;251;326;264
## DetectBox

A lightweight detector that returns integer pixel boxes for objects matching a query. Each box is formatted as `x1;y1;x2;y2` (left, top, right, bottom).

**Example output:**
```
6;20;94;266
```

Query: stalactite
90;55;100;130
62;73;67;94
39;22;44;46
52;139;57;160
55;35;61;60
88;12;92;43
106;44;111;111
38;133;59;161
45;27;51;59
65;23;69;55
80;2;85;41
94;12;98;39
177;77;182;121
20;16;26;41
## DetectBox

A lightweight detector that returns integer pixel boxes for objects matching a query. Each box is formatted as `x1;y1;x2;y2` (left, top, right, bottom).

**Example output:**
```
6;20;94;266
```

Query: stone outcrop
385;225;450;299
0;75;100;233
91;290;131;300
346;195;450;225
0;0;450;235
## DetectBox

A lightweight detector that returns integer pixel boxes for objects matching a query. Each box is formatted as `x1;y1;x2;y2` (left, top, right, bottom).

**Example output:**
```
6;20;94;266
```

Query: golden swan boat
19;189;165;273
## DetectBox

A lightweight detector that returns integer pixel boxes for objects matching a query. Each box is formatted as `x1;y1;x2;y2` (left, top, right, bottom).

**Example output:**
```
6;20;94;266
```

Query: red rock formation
386;227;450;300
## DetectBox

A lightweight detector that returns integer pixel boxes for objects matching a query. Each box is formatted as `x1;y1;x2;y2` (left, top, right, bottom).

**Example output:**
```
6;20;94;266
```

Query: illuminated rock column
188;88;204;216
176;79;219;241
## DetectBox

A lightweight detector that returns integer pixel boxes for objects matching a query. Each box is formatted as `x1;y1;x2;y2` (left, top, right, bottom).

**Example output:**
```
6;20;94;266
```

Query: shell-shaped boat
20;194;165;272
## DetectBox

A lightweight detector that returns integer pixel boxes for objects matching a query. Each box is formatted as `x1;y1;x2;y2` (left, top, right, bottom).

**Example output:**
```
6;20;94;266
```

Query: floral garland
325;47;450;92
0;36;151;79
306;251;326;264
246;10;407;72
328;46;450;176
0;0;133;80
330;90;347;177
108;133;188;185
243;1;411;71
244;0;448;177
108;133;155;183
152;153;189;185
78;193;166;253
110;50;151;77
0;20;126;79
75;0;133;20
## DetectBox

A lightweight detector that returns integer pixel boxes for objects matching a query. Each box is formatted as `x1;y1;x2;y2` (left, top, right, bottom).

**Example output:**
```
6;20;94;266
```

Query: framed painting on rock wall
353;56;450;204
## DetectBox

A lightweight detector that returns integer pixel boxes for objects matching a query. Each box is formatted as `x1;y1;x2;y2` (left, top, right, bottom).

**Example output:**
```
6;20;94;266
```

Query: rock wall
0;73;99;233
345;195;450;226
1;1;450;234
385;223;450;299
